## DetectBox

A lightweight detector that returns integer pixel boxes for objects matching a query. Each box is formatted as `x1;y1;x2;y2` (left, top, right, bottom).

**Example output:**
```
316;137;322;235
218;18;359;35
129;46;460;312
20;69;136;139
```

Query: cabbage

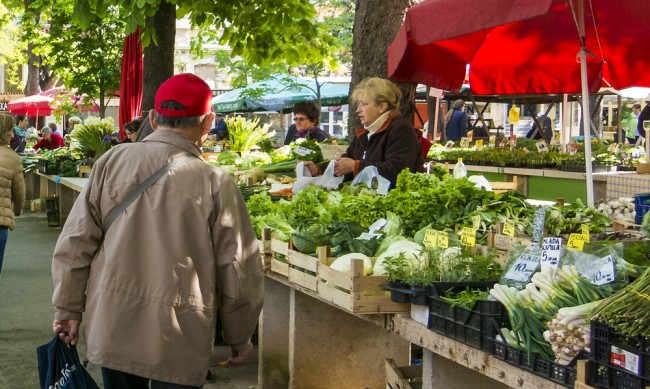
329;253;372;275
372;241;423;276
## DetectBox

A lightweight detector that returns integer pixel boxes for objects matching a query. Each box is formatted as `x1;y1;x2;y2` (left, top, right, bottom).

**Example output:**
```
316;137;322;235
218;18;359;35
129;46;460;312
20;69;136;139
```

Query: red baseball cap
155;73;213;117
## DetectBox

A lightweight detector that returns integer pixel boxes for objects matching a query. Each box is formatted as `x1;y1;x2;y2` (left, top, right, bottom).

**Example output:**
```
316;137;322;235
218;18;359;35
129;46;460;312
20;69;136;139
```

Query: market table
34;172;89;226
260;272;569;389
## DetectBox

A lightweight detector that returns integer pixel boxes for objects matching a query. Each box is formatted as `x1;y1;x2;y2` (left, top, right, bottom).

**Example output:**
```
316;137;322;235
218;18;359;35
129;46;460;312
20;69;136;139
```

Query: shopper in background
135;113;154;142
284;123;297;145
444;99;468;142
0;114;25;276
66;116;81;136
33;126;65;151
526;115;554;142
122;118;142;143
626;103;642;144
10;114;27;153
289;101;329;142
303;77;423;187
51;73;263;389
210;113;229;141
637;100;650;142
48;122;61;137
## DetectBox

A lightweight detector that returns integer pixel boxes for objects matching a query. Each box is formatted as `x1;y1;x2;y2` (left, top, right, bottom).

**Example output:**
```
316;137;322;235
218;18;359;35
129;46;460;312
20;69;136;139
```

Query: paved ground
0;212;258;388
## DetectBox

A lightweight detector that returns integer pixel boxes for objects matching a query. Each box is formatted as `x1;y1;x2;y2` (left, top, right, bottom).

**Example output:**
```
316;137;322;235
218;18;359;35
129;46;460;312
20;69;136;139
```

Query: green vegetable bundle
226;116;276;153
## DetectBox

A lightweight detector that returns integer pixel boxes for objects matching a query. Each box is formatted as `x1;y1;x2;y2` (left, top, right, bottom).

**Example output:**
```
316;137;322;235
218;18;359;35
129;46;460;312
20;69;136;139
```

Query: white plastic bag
351;166;390;195
292;161;344;195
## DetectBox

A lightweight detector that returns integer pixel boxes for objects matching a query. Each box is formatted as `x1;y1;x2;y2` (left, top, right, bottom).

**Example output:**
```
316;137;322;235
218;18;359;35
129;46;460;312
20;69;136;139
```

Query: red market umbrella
388;0;650;95
118;27;143;140
7;95;56;117
387;0;650;206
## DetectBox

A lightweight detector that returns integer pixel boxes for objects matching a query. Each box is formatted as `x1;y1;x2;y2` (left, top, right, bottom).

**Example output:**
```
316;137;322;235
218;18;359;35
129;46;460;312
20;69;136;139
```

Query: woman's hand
302;161;320;176
334;158;355;176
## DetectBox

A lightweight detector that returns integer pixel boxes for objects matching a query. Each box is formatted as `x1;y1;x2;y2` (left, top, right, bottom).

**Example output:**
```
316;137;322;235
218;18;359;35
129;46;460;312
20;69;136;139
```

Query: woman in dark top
444;99;468;141
290;101;329;142
304;77;423;187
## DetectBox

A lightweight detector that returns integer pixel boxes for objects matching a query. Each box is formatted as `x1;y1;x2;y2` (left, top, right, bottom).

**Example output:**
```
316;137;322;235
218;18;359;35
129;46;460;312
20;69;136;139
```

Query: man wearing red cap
50;73;264;388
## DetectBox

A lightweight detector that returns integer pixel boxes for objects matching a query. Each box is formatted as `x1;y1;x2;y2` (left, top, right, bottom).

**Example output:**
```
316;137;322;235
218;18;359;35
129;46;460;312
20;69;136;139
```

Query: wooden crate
385;358;423;389
287;247;321;291
318;255;410;314
612;219;642;232
270;238;289;278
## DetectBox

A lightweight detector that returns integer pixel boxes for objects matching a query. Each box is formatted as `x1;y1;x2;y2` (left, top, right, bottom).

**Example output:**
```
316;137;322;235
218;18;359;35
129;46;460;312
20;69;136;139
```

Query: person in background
33;126;65;151
210;113;229;141
135;113;154;142
50;73;263;389
10;115;27;153
626;103;642;144
444;99;468;142
122;118;142;143
303;77;423;187
526;115;553;141
0;114;25;276
637;100;650;142
109;132;120;146
284;123;297;145
289;101;329;142
48;122;61;136
67;116;81;136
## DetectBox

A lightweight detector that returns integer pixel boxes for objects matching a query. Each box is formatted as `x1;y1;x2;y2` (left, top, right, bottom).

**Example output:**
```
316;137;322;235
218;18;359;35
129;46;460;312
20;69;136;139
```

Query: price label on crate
586;255;616;286
423;229;438;248
460;137;470;148
460;227;476;247
536;140;549;153
610;346;641;374
475;139;484;150
567;233;585;251
502;220;516;237
581;224;590;243
489;135;497;147
437;231;449;248
445;140;455;149
293;146;316;156
541;237;562;269
472;215;481;230
503;253;540;282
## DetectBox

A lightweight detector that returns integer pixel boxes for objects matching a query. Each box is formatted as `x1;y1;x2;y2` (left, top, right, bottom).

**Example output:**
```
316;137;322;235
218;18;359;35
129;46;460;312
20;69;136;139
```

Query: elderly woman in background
444;99;468;142
33;126;65;150
289;101;329;142
304;77;423;187
0;114;25;276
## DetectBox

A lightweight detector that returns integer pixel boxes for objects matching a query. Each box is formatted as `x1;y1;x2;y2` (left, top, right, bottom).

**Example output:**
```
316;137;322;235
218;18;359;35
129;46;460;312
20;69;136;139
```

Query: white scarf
364;111;391;138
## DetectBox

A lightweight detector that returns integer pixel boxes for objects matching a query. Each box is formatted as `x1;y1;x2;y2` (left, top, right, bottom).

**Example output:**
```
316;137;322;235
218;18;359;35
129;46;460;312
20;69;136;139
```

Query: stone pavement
0;212;258;388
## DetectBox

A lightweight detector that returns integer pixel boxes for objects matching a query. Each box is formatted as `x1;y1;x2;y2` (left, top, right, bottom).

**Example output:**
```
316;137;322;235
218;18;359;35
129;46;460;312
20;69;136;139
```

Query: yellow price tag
475;139;484;149
460;227;476;247
423;229;438;248
437;231;449;248
581;224;590;243
567;233;585;251
472;215;481;230
502;220;516;237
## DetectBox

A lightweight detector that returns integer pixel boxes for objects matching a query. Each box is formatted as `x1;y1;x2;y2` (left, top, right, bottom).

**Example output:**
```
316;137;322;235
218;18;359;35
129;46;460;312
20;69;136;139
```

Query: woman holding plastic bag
303;77;423;188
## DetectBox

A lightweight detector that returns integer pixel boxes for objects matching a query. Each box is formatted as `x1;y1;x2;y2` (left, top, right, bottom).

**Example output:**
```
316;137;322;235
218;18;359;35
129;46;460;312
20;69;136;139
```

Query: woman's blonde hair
0;114;15;145
350;77;402;117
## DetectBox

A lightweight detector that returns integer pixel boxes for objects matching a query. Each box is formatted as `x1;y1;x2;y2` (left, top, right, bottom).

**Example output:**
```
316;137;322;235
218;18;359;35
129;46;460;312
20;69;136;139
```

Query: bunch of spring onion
555;265;612;305
544;300;601;365
530;267;579;309
590;266;650;338
490;284;555;361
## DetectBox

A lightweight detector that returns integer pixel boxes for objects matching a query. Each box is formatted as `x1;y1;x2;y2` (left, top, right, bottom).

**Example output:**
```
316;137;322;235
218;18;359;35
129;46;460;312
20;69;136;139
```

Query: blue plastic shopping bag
36;336;100;389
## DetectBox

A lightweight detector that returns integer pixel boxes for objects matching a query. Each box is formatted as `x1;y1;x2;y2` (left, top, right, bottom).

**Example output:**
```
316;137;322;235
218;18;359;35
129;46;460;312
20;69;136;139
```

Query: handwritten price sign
502;220;516;237
423;229;438;248
460;227;476;247
567;233;585;251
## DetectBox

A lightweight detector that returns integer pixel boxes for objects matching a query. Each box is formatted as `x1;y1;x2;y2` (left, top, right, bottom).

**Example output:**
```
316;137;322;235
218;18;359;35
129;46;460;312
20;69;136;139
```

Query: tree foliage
0;2;26;92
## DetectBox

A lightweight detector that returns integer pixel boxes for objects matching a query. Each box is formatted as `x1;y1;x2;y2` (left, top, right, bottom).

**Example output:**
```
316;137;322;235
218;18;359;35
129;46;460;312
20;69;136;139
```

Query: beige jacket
51;130;264;386
0;145;25;228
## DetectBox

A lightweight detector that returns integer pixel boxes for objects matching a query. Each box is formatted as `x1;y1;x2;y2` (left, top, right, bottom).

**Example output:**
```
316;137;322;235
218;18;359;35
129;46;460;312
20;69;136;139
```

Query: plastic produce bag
37;336;100;389
292;160;344;194
351;166;390;195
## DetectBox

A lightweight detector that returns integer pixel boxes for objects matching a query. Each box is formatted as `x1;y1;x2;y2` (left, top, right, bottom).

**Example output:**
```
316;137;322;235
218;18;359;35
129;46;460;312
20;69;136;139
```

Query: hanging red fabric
118;27;143;140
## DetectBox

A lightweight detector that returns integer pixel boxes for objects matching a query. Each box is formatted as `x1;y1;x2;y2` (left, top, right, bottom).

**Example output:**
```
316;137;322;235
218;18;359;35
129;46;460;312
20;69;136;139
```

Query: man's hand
218;342;254;367
53;319;80;345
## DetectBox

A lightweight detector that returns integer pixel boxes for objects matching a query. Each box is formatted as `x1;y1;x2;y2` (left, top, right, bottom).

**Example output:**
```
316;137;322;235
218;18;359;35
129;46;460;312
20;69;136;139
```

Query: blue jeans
0;227;8;275
101;368;201;389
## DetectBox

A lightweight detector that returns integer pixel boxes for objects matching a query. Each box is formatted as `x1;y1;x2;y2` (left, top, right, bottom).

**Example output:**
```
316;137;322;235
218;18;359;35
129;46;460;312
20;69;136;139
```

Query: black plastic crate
427;292;508;352
382;282;413;304
590;362;650;389
45;197;60;227
490;339;578;388
429;281;497;298
590;321;650;380
38;159;60;175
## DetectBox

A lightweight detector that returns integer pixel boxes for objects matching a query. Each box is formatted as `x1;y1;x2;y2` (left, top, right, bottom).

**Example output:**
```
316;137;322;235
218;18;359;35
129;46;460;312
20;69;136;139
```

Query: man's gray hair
153;101;205;128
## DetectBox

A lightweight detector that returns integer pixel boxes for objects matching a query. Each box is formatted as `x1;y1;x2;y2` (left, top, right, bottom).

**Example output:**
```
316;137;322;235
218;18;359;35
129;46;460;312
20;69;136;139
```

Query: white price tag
357;232;383;240
368;218;387;233
536;140;549;153
293;146;316;156
503;254;540;282
541;237;562;269
589;255;616;286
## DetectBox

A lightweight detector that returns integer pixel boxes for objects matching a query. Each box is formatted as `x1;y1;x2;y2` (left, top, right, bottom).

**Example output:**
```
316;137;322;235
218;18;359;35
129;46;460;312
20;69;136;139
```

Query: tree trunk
141;0;176;113
350;0;415;134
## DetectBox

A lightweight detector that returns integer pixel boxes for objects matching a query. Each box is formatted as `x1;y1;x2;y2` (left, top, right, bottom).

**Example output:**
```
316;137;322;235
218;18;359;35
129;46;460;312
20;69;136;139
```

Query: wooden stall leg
289;290;409;389
423;349;509;389
259;278;291;389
